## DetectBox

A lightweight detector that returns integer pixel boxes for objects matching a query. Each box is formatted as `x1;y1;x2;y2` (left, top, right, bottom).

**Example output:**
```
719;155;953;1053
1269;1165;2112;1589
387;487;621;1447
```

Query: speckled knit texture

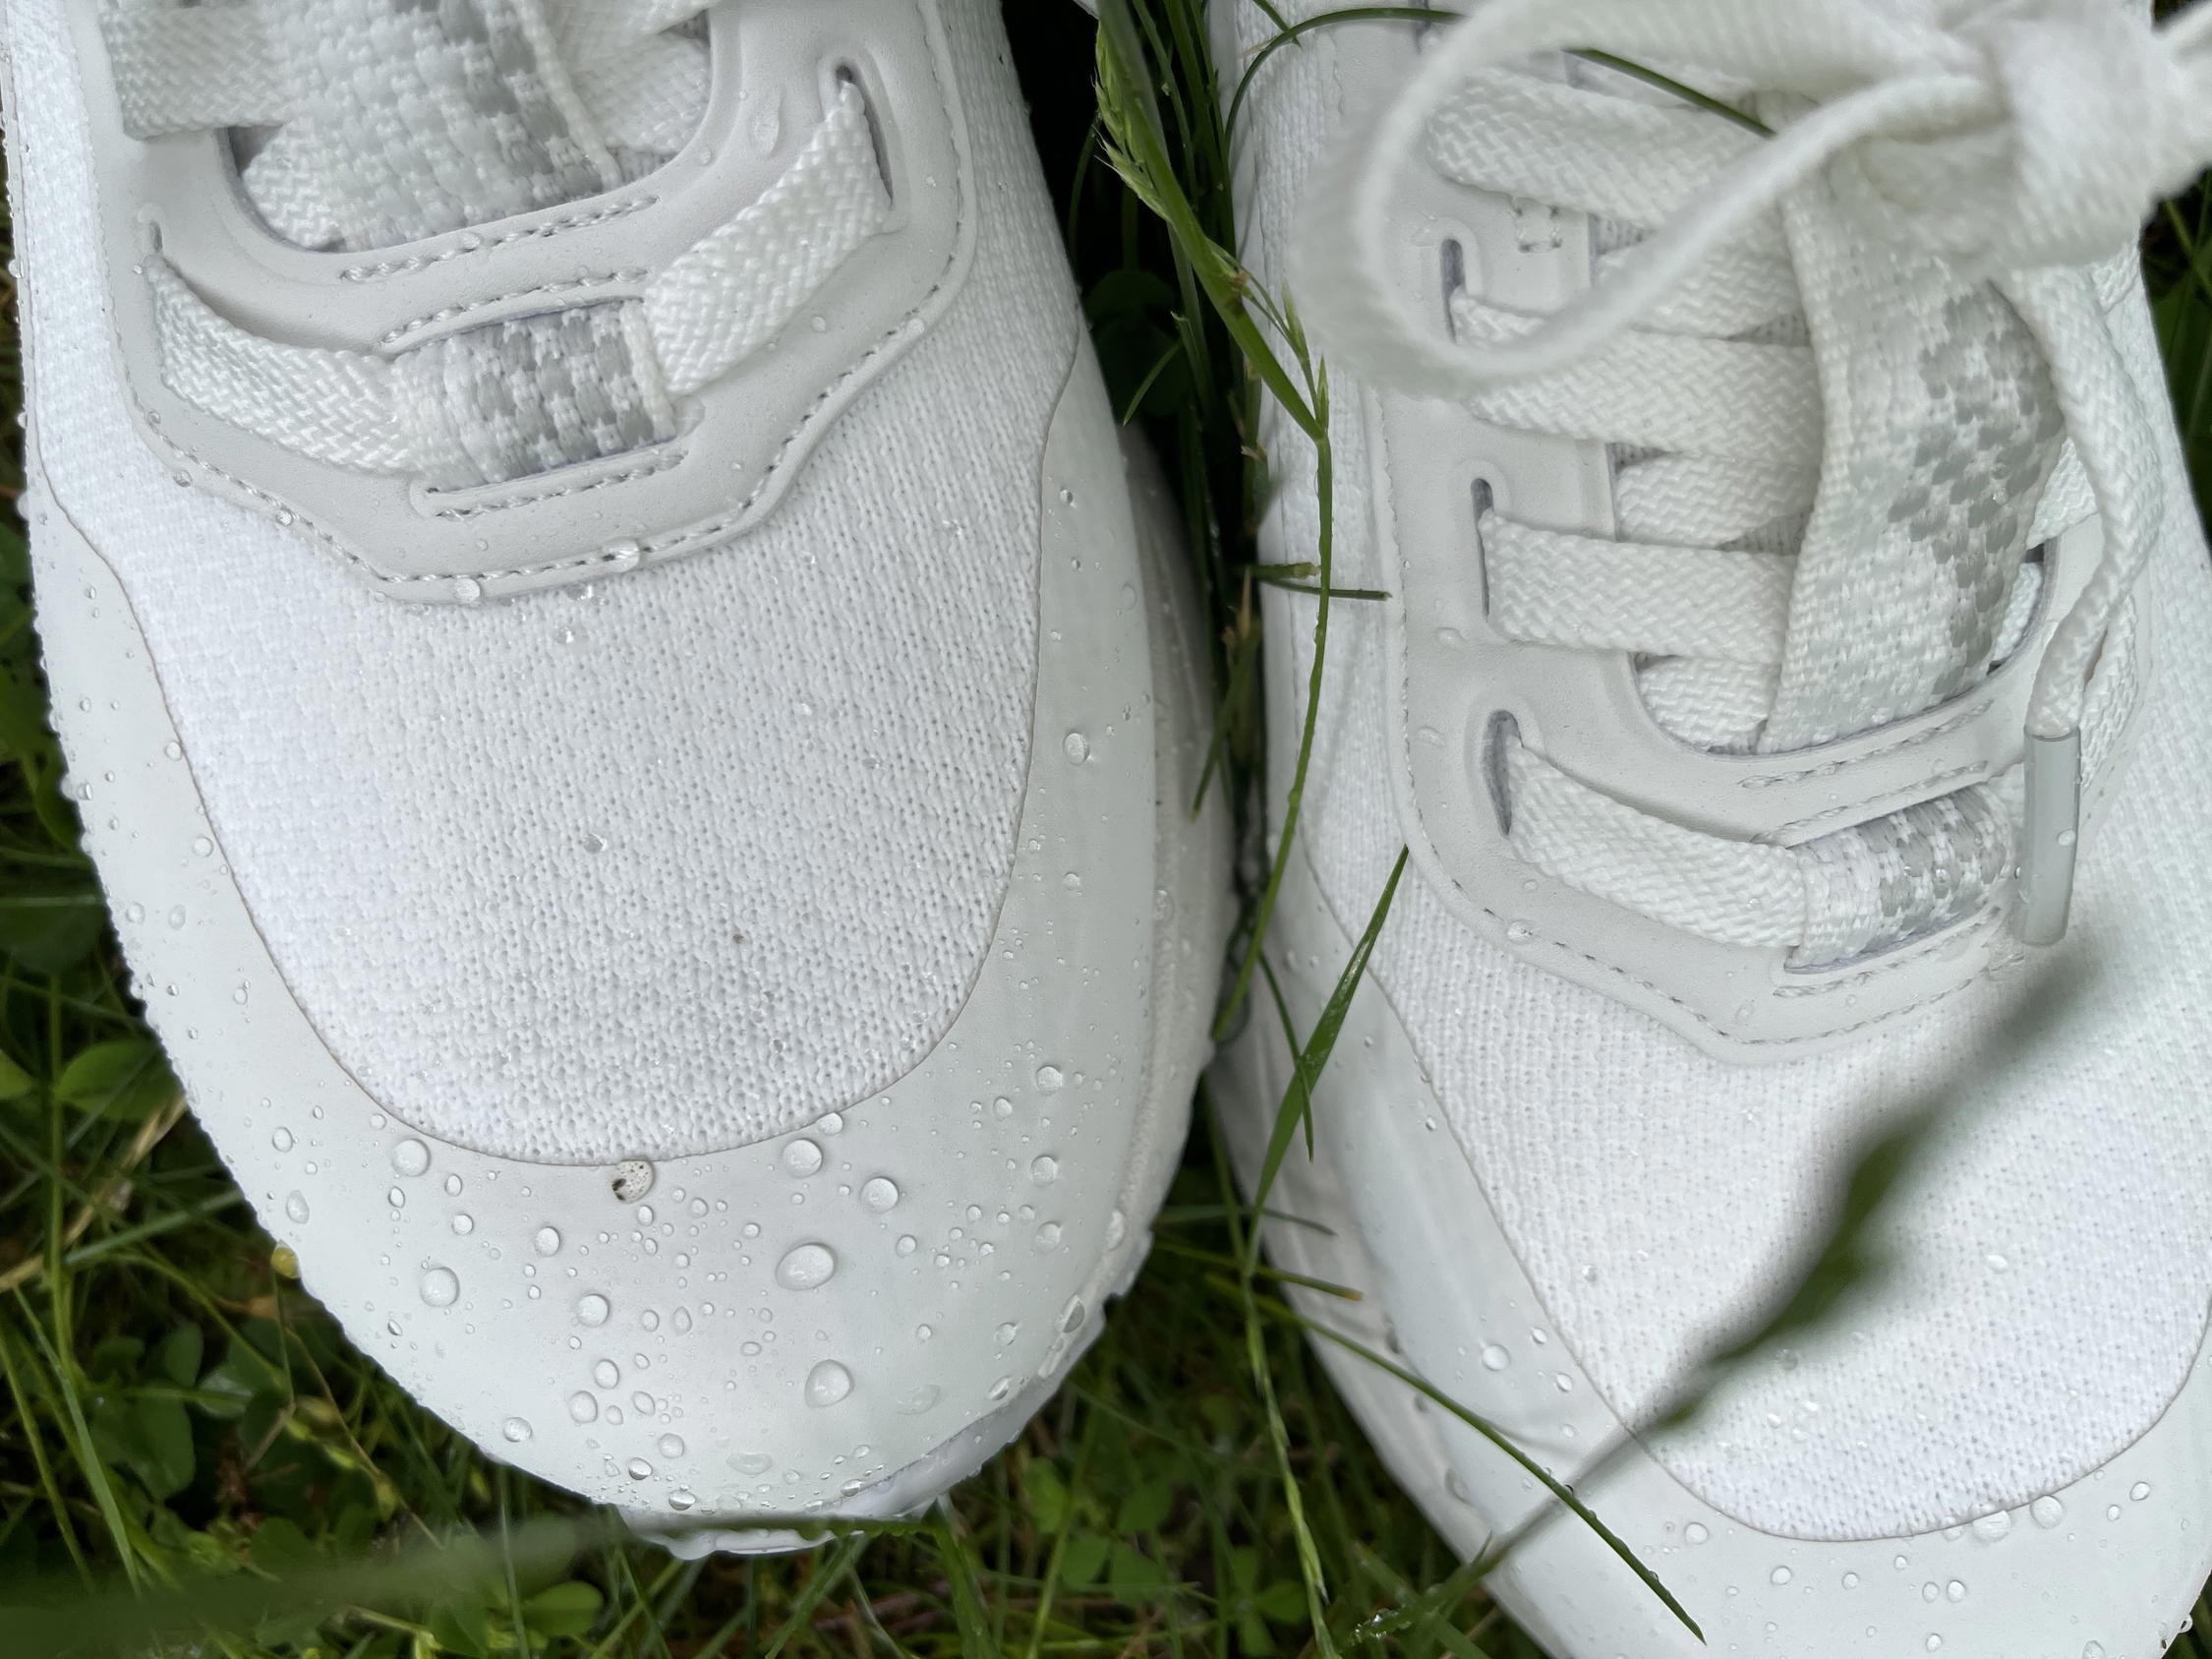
1225;0;2212;1540
22;0;1073;1163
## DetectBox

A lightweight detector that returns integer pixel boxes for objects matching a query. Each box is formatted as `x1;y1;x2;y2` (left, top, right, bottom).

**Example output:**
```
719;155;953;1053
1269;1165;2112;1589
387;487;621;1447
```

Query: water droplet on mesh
568;1392;599;1424
805;1360;853;1407
777;1243;838;1290
1062;732;1089;764
420;1268;460;1308
1035;1065;1065;1093
535;1226;562;1257
577;1293;611;1328
392;1140;431;1177
581;832;610;856
861;1177;900;1213
501;1417;532;1444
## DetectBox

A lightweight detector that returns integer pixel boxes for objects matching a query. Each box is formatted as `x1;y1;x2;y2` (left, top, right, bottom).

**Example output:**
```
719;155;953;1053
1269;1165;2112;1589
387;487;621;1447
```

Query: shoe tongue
1754;173;2066;752
239;0;707;254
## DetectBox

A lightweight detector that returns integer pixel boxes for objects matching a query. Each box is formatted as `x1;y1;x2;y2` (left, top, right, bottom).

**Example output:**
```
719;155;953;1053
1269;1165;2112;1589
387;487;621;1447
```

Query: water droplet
284;1192;310;1224
443;1173;462;1196
568;1392;599;1424
1035;1065;1065;1093
1843;1572;1861;1589
2030;1496;2066;1528
1106;1209;1128;1249
501;1417;532;1444
897;1384;941;1415
452;578;484;605
783;1139;824;1176
1061;1297;1086;1334
271;1127;295;1153
777;1243;838;1290
450;1213;475;1236
805;1360;853;1407
594;1360;620;1388
1685;1523;1711;1545
2130;1481;2152;1501
581;832;610;856
1505;920;1535;944
1946;1580;1966;1603
535;1226;562;1257
1034;1221;1063;1252
626;1457;653;1480
896;1234;918;1257
1029;1155;1059;1186
386;1187;407;1210
1771;1568;1792;1586
1062;732;1089;764
995;1321;1019;1345
819;1112;844;1135
605;539;643;573
669;1489;696;1511
420;1268;460;1308
1970;1510;2011;1541
576;1293;611;1328
2084;1643;2106;1659
1481;1343;1510;1371
731;1452;772;1476
610;1158;654;1202
392;1140;431;1177
861;1176;900;1213
993;1096;1015;1119
658;1434;686;1459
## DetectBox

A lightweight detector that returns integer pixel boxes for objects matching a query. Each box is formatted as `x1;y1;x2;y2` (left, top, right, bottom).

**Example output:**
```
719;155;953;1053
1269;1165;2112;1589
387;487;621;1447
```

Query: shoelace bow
1291;0;2212;955
101;0;891;491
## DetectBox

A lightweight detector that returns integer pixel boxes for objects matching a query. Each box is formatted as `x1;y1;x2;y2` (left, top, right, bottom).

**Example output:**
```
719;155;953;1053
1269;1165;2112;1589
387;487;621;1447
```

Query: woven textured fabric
247;0;621;253
1226;0;2212;1538
19;0;1074;1163
392;302;676;492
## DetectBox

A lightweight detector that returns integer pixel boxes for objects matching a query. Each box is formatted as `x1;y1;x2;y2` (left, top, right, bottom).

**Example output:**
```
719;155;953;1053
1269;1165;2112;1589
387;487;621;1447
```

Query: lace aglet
2015;728;2082;948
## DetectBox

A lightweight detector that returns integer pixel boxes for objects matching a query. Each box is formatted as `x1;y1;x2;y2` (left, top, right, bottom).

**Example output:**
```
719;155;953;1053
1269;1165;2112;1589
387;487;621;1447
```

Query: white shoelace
103;0;891;491
1290;0;2212;955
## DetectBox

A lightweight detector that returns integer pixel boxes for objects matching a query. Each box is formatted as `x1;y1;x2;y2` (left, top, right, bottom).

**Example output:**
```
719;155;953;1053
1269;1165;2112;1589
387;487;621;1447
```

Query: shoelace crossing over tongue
104;0;895;495
1289;0;2212;952
110;0;714;253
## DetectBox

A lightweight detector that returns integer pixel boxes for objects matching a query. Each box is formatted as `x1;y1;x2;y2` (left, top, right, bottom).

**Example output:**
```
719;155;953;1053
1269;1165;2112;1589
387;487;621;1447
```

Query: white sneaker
1211;0;2212;1651
5;0;1227;1544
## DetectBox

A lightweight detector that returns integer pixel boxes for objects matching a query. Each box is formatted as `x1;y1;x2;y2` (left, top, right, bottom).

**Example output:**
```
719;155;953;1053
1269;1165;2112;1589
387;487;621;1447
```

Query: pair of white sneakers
10;0;2212;1652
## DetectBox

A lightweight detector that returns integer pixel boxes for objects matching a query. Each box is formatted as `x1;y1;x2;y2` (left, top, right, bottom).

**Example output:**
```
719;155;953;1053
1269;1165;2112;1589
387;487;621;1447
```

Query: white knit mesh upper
1228;0;2212;1539
21;0;1073;1163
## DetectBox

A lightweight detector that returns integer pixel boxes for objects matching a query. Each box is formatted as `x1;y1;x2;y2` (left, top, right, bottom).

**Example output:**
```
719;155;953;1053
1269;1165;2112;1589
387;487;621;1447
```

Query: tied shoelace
1290;0;2212;957
101;0;892;492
